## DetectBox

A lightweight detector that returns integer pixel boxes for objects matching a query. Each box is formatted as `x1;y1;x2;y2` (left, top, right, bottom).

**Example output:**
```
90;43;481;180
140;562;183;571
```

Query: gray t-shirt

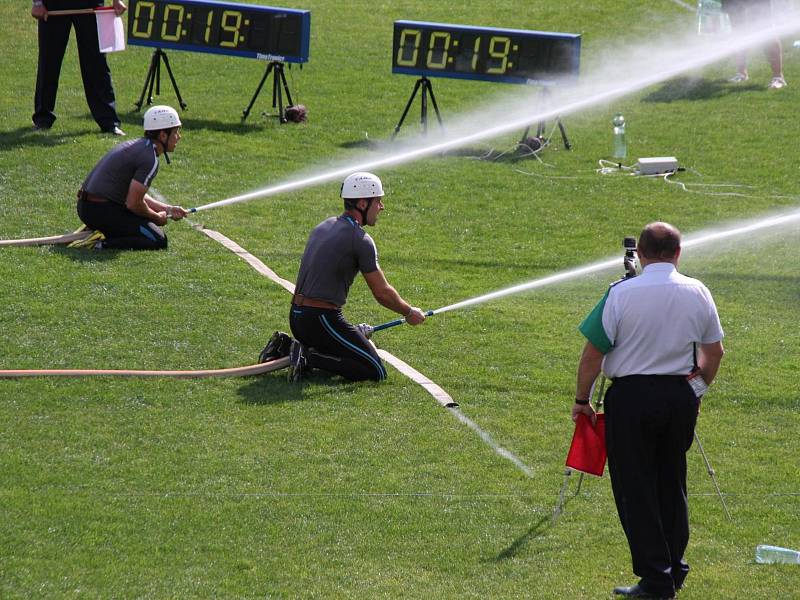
82;138;159;205
295;214;379;307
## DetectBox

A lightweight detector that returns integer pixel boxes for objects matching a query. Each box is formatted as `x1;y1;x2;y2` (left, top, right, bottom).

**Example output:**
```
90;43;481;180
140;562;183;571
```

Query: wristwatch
574;398;590;405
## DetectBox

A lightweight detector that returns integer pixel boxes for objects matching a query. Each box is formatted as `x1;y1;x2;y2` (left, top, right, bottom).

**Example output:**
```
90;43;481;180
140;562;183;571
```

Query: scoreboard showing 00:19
127;0;310;62
392;20;580;85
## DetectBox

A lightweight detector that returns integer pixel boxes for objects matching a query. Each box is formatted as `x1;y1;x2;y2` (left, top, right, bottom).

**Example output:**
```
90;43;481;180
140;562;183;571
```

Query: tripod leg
155;50;162;96
278;65;294;107
146;50;159;106
273;67;286;123
135;49;159;111
552;468;572;525
160;51;188;110
391;79;423;140
694;431;732;520
242;62;274;122
519;126;532;145
421;80;428;134
425;79;444;128
557;117;572;150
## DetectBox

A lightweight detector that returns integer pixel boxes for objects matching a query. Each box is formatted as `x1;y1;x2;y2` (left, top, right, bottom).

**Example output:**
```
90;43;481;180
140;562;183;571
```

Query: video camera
623;236;638;279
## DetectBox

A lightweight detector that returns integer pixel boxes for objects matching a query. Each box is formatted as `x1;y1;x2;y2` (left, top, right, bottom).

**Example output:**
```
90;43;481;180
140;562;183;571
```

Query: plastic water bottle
612;113;626;160
755;545;800;565
697;0;730;35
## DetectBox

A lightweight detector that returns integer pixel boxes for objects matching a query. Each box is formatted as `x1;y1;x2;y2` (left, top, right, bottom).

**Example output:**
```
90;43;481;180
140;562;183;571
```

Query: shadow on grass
491;477;589;561
51;245;122;263
491;513;553;562
0;125;99;150
642;76;760;103
339;138;386;150
237;369;344;405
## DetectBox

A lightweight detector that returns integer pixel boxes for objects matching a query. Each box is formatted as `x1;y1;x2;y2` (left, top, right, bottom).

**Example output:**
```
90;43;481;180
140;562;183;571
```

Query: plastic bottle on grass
611;113;626;160
697;0;730;35
755;545;800;565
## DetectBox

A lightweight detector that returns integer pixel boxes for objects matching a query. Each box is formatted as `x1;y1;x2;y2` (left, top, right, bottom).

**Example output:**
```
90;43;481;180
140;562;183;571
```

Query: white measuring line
192;224;535;478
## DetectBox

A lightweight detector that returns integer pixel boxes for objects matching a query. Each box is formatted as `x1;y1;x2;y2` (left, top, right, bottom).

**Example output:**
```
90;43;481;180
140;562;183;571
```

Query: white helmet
341;172;384;199
143;105;182;131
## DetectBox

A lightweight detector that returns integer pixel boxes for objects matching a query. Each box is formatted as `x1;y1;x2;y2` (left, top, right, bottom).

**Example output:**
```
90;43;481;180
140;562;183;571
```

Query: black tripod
520;87;571;150
242;61;294;123
391;77;444;140
135;48;187;111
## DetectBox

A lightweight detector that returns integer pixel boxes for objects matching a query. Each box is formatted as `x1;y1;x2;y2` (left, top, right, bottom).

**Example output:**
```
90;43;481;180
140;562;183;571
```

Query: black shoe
287;340;307;383
258;331;293;363
613;584;674;599
32;122;51;131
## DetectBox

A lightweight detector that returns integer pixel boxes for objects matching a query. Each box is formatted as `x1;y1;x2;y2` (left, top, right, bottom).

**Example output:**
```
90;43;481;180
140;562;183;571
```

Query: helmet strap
358;198;373;225
157;129;171;164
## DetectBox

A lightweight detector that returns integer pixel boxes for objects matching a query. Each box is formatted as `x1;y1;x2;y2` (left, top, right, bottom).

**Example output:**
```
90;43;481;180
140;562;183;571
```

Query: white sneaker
768;77;787;90
728;72;749;83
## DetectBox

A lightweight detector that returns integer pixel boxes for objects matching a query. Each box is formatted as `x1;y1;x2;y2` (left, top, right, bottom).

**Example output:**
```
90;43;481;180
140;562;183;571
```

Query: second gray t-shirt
294;214;379;307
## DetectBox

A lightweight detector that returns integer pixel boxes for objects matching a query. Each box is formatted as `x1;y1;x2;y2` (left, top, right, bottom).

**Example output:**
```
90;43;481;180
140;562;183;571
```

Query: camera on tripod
623;236;638;279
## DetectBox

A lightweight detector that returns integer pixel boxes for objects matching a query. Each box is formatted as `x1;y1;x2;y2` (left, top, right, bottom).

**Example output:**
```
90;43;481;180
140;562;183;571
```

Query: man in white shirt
572;222;724;599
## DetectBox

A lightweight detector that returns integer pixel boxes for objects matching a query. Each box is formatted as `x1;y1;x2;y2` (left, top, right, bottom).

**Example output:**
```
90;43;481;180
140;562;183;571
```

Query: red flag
565;413;607;476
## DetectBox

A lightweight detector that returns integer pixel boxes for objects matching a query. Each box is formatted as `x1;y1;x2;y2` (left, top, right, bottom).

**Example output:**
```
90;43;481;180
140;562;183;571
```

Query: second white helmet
341;172;384;199
143;105;182;131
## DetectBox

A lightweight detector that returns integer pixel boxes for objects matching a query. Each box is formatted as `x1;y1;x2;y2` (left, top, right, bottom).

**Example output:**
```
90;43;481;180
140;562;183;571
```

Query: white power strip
636;156;679;175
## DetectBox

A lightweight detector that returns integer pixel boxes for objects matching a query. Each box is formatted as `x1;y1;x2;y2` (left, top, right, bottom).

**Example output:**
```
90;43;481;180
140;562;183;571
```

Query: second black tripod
242;61;294;123
520;87;571;150
135;48;187;112
391;77;444;140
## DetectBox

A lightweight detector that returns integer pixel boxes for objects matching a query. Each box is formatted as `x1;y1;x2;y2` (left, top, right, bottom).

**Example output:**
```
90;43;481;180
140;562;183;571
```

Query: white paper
96;11;126;54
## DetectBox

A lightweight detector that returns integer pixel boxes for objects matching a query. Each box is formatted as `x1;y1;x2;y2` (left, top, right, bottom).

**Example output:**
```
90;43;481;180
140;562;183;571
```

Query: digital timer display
127;0;310;62
392;20;580;85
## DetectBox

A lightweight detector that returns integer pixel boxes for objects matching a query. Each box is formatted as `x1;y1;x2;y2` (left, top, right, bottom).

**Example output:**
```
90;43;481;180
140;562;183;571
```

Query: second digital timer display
392;20;580;85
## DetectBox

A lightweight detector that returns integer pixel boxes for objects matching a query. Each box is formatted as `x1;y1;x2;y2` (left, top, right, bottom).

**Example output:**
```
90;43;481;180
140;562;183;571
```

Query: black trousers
33;11;120;130
289;305;387;382
77;198;167;250
605;375;699;597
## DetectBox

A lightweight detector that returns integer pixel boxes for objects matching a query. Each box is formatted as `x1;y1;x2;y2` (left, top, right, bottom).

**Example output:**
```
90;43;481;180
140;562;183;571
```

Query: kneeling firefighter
261;171;426;382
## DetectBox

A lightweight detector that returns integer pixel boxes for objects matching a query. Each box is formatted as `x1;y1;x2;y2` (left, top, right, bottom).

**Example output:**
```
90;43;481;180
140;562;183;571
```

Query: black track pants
605;375;699;598
77;198;167;250
34;11;120;130
289;305;387;382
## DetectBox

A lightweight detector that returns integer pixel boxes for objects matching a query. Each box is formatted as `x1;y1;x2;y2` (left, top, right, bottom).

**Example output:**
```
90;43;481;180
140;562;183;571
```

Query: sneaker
728;72;749;83
67;230;105;249
258;331;293;363
287;340;307;383
102;126;126;136
768;76;787;89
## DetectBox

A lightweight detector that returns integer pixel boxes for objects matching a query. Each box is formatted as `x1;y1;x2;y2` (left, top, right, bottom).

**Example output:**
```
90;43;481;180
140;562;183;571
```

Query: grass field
1;1;799;598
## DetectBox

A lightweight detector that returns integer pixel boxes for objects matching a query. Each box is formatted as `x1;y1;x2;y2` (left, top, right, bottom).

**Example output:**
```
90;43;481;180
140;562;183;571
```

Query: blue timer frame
392;20;580;86
128;0;311;63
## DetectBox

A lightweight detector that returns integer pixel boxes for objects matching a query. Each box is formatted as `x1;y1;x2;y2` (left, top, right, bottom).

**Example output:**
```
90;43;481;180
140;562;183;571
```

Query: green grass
2;1;799;598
